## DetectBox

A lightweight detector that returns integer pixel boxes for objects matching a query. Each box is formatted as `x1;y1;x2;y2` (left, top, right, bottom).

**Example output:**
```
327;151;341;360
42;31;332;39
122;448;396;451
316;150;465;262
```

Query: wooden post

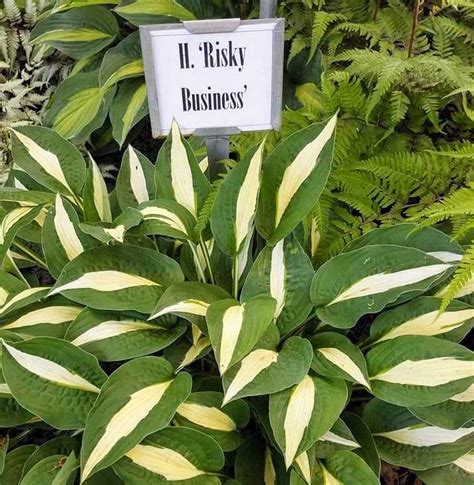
204;0;279;180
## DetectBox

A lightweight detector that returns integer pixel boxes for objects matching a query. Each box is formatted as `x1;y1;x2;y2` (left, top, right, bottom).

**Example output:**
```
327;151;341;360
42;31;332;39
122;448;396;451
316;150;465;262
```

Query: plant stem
199;236;215;285
232;257;239;299
374;0;381;21
12;241;47;269
407;0;421;58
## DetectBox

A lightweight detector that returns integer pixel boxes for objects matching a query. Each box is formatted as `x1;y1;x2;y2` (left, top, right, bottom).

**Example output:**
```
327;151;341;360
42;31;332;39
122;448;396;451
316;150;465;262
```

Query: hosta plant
0;116;472;484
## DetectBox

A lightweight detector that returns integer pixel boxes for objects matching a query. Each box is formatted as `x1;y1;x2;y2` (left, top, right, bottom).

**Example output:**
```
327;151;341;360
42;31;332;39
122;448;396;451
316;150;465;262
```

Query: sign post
139;5;284;178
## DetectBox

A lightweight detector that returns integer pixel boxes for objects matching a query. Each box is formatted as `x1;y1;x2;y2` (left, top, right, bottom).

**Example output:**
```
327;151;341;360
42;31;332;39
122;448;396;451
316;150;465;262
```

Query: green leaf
20;453;78;485
155;121;211;219
0;271;27;307
0;287;50;320
51;245;184;314
222;336;313;404
80;357;191;481
83;156;112;223
110;80;148;147
42;194;97;278
256;115;337;245
0;371;34;428
44;72;116;144
367;335;474;407
241;233;314;336
0;445;37;485
311;245;453;328
207;295;276;375
115;0;196;25
164;334;211;371
343;223;464;262
174;391;250;452
65;308;185;361
116;147;154;211
99;32;143;88
416;451;474;485
364;398;474;470
310;419;360;459
370;296;474;344
0;189;56;206
113;426;223;484
2;337;107;429
10;126;86;197
211;142;264;256
150;281;230;332
269;373;348;468
31;6;119;59
311;332;371;389
0;436;8;475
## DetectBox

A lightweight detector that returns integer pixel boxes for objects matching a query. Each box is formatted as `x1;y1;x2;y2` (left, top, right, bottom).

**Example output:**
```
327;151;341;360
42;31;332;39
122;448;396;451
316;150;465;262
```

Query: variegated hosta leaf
164;334;211;372
155;120;211;219
10;126;86;197
222;336;313;404
114;0;196;25
150;282;230;331
0;271;28;308
343;223;464;262
364;398;474;470
134;199;197;242
84;156;112;223
20;453;78;485
416;450;474;485
367;335;474;407
370;296;474;344
311;419;360;459
256;115;337;245
30;6;119;59
110;79;148;148
43;72;116;143
113;427;223;484
51;245;184;313
311;245;453;328
211;141;264;256
0;299;82;338
295;450;378;485
409;383;474;430
311;332;371;389
0;371;33;427
99;31;143;89
0;286;50;319
241;234;314;336
0;188;56;206
269;374;348;468
1;337;107;429
80;357;192;481
65;308;185;362
116;146;154;211
42;194;97;278
206;296;276;375
174;391;250;452
0;205;44;262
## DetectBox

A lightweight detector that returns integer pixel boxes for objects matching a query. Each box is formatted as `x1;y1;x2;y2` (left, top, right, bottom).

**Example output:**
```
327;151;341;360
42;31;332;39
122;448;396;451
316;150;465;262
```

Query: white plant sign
139;18;284;137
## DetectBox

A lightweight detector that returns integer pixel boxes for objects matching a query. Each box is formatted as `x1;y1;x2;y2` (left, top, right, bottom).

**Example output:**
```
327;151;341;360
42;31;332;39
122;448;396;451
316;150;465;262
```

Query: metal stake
260;0;278;18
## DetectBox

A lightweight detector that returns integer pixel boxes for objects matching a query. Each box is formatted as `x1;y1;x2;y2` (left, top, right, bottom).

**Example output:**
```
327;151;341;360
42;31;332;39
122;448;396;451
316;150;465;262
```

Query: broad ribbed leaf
115;0;196;25
51;245;184;313
0;286;50;319
256;115;337;245
80;357;191;481
367;335;474;407
110;79;148;147
269;374;347;468
242;234;314;336
116;147;154;210
30;6;118;59
42;194;97;278
211;142;264;256
174;391;250;452
113;427;223;484
206;296;276;375
164;335;211;371
0;271;27;307
0;188;56;206
0;445;37;485
311;245;452;328
370;296;474;344
311;332;371;389
65;308;185;361
84;156;112;223
222;336;313;404
2;337;107;429
416;451;474;485
150;282;229;331
364;398;474;470
155;120;211;219
0;371;33;427
311;419;360;459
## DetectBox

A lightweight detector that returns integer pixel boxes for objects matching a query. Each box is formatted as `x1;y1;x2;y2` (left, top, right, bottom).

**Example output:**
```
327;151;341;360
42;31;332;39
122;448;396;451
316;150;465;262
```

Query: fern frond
310;11;346;58
194;179;224;237
389;90;410;126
